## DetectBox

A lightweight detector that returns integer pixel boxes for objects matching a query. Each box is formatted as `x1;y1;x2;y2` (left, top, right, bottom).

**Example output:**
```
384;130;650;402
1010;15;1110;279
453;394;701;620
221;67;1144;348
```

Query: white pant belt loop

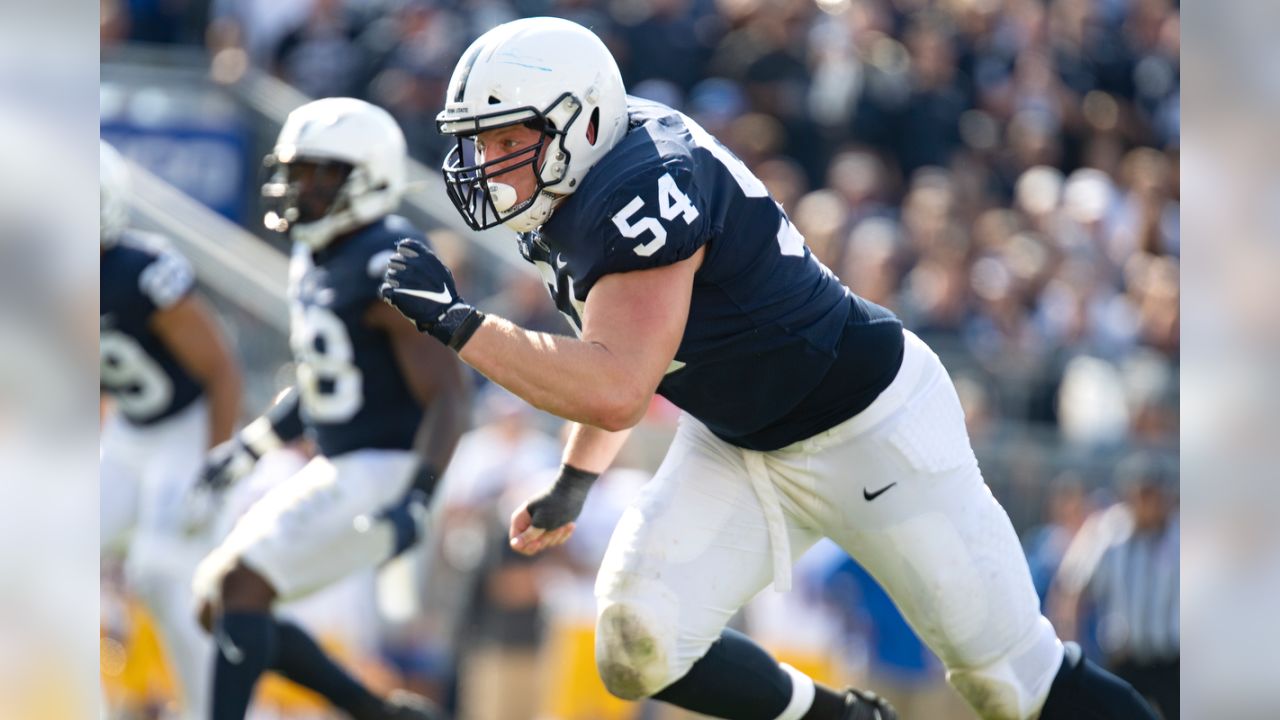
743;450;791;592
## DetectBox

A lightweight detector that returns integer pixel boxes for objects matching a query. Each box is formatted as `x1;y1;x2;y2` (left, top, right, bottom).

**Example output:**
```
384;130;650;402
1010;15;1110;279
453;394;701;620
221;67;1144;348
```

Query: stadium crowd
105;0;1179;455
100;0;1179;718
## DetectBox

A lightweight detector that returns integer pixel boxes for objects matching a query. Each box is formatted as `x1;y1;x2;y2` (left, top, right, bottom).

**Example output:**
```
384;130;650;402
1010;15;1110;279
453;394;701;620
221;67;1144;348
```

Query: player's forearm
204;364;242;448
562;422;632;474
458;315;653;431
412;379;469;484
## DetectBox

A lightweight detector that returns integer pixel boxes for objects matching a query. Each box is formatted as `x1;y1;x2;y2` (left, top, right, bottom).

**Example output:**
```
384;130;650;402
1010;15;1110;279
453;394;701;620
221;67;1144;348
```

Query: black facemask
437;94;579;231
441;133;548;231
261;157;354;234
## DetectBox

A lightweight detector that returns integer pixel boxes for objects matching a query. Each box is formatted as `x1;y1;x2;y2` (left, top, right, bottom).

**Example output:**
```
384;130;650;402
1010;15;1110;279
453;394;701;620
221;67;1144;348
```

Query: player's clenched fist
379;238;485;350
509;464;599;555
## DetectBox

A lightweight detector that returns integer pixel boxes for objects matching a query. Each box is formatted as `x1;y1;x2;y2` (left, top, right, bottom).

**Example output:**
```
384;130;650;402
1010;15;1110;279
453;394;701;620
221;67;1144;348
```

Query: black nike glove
526;464;599;531
380;238;485;350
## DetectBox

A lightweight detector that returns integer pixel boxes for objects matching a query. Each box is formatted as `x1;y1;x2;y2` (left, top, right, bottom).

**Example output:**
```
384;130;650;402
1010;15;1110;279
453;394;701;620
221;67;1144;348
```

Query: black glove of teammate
379;238;485;350
526;464;599;531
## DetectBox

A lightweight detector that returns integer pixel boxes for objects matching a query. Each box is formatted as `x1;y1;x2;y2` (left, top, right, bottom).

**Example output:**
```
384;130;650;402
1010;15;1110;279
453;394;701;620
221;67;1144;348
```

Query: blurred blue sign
102;86;251;221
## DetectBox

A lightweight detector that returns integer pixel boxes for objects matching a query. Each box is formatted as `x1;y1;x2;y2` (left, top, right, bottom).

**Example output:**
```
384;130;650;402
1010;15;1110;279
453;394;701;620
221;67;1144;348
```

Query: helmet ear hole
586;107;600;145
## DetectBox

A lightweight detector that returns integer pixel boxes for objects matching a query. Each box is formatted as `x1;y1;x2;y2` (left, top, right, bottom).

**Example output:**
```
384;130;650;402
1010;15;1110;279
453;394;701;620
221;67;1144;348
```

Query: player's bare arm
367;299;470;477
381;235;697;555
562;421;634;474
463;246;701;430
150;293;242;447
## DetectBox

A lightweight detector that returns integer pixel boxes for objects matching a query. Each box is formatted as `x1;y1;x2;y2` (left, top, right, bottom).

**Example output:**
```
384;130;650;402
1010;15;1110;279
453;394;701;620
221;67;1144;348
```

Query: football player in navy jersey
99;140;244;719
382;16;1159;720
191;98;465;720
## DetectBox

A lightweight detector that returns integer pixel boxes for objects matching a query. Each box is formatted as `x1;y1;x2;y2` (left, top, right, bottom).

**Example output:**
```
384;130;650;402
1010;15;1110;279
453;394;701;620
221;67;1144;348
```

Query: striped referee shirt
1070;507;1180;663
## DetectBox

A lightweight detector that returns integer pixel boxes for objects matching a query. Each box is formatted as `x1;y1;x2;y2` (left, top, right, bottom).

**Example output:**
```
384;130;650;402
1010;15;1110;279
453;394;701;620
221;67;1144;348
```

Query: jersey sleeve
136;248;196;313
574;155;710;298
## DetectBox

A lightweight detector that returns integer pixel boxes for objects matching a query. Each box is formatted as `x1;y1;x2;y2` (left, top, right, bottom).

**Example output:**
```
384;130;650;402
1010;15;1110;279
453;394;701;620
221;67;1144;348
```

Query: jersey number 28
291;304;363;423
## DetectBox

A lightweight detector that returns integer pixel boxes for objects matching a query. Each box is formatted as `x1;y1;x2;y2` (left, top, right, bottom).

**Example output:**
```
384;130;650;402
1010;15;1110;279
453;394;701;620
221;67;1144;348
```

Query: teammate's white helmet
101;140;130;245
436;17;628;232
262;97;407;249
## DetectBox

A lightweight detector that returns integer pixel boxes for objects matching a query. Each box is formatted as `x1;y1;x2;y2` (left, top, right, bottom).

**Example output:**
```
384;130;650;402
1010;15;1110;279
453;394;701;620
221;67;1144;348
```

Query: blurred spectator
1111;148;1179;259
839;216;901;309
208;0;312;67
1051;453;1179;718
431;387;561;720
1022;472;1092;609
123;0;210;45
826;149;892;225
754;155;809;211
271;0;368;99
792;188;849;270
363;2;468;163
893;17;967;176
614;0;720;94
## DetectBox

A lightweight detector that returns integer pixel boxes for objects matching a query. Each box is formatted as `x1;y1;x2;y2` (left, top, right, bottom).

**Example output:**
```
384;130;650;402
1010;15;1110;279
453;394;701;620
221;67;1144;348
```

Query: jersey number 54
611;173;700;257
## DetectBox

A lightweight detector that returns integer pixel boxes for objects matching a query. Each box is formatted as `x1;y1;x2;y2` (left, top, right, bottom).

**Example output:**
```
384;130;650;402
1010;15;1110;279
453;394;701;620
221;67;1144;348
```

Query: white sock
774;662;817;720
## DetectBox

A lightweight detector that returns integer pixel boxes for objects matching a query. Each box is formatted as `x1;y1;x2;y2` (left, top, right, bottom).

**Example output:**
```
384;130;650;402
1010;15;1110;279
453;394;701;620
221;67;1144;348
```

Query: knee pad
946;616;1064;720
594;601;676;700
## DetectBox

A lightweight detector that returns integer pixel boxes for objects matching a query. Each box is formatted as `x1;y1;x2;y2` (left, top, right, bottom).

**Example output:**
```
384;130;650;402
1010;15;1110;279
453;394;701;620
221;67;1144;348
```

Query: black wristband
447;308;485;351
423;305;485;350
558;463;600;487
526;463;600;531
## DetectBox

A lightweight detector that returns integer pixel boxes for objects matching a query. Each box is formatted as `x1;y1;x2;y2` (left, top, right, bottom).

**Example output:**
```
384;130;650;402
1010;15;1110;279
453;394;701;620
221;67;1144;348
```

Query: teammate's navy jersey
100;231;204;425
289;216;425;457
526;98;904;450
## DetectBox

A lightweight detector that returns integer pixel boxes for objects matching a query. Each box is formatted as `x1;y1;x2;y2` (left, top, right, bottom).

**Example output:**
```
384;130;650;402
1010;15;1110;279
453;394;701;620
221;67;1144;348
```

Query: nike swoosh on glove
380;238;485;350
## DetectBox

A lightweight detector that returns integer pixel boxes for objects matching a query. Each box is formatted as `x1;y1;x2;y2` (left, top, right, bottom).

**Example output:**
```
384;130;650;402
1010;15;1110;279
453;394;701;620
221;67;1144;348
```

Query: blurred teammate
99;140;243;718
381;18;1161;720
192;98;467;720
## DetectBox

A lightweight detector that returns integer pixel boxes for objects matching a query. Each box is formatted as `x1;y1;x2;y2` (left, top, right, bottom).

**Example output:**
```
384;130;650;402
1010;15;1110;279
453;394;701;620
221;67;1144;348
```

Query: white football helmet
436;17;628;232
262;97;407;249
101;140;130;246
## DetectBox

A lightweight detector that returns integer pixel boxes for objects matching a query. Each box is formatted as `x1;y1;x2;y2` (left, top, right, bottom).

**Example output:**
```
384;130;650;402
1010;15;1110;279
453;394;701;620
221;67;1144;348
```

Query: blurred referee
1052;453;1180;718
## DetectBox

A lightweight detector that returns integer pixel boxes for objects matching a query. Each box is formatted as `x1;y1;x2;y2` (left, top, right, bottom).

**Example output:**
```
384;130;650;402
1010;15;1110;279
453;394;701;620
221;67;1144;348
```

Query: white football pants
594;331;1065;720
193;448;419;604
100;399;213;720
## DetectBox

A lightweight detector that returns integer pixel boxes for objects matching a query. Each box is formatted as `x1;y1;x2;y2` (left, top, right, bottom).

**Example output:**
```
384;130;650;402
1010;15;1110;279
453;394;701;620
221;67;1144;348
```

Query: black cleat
375;690;448;720
842;687;897;720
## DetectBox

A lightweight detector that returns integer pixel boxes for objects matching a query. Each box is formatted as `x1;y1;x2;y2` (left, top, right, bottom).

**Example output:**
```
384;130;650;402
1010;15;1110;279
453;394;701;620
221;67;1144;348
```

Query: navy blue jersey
100;232;204;425
289;216;426;456
527;98;903;450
